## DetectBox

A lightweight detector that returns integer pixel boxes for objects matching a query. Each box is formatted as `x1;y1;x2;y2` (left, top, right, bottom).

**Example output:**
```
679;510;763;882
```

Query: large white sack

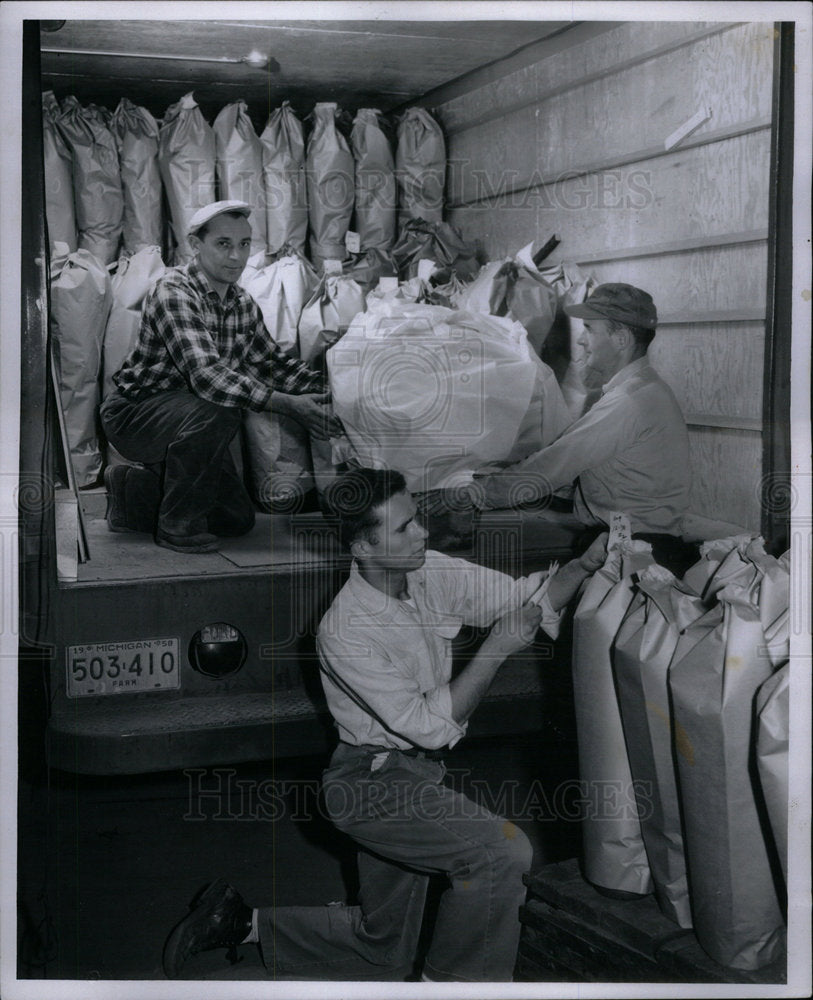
395;107;445;225
42;91;77;251
351;108;396;251
59;96;123;265
669;551;787;970
260;101;308;253
111;98;163;254
755;662;789;886
102;246;166;397
243;411;314;507
158;92;216;265
571;542;655;896
298;273;366;365
327;302;558;492
214;100;267;254
306;102;355;268
238;249;318;354
50;245;113;485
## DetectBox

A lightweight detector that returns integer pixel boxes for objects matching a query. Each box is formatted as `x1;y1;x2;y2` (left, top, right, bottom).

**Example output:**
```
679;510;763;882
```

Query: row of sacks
43;89;446;270
52;231;594;497
572;534;791;971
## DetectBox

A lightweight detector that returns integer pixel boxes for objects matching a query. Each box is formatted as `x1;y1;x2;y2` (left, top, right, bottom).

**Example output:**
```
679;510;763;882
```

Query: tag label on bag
608;511;632;552
417;258;437;281
344;230;361;254
323;258;343;275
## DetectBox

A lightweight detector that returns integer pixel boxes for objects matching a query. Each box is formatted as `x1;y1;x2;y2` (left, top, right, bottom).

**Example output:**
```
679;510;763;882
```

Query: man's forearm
448;636;512;724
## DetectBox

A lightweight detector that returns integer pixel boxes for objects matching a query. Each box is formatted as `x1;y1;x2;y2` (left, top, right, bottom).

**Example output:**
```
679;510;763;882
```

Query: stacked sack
43;90;450;271
571;531;791;971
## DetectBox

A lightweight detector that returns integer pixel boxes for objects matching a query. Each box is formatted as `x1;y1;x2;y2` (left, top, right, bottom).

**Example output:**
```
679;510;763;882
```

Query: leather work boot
163;878;253;978
104;463;161;534
156;529;218;554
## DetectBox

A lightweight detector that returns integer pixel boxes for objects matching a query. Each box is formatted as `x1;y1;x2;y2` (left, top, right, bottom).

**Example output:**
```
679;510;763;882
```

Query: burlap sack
238;249;318;355
341;248;397;295
261;102;308;254
351;108;396;251
59;96;123;266
158;92;216;265
755;663;789;885
298;274;366;366
42;92;77;251
390;218;478;281
613;566;706;926
571;542;655;895
668;570;786;969
306;103;355;268
456;246;557;357
102;246;165;398
395;107;445;225
50;245;113;485
213;100;267;254
111;98;163;255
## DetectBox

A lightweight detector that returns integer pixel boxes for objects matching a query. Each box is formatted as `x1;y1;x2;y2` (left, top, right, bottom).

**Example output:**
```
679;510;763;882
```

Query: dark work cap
565;283;658;328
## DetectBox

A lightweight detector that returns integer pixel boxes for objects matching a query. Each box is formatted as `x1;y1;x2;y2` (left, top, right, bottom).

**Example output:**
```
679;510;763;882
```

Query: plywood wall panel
688;427;762;529
438;21;729;133
649;322;765;420
446;22;774;206
585;243;768;317
447;107;541;210
451;131;771;259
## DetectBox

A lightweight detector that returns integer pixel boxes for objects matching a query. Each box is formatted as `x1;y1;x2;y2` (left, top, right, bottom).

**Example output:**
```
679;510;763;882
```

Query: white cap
187;200;251;237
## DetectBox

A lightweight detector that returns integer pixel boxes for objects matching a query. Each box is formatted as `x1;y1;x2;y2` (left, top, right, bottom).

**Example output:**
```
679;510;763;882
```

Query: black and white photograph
1;2;811;997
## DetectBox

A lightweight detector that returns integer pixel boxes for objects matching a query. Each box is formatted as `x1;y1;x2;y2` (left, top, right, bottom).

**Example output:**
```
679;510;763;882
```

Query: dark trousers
100;389;255;537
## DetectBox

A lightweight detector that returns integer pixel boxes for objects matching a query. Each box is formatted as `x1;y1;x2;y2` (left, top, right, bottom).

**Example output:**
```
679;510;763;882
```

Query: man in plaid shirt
101;200;340;553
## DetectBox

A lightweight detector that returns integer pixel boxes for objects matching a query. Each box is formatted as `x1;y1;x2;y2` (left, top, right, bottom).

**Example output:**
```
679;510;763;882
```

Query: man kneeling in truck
474;283;697;575
100;200;341;553
162;467;607;981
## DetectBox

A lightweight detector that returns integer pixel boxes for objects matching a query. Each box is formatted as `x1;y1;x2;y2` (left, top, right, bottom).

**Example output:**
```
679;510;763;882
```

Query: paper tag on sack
528;562;559;607
377;276;399;293
607;511;632;552
344;230;361;254
417;258;438;281
323;258;343;275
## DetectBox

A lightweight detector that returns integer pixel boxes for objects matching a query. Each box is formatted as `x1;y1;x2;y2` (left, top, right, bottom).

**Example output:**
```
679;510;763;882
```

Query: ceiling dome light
242;50;269;68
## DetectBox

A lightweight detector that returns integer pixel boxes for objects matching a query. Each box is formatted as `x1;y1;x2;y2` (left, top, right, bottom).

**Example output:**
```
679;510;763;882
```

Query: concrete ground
15;730;583;985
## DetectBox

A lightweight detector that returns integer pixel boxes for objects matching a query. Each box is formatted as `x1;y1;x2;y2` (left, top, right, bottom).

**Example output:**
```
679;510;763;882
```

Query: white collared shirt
316;550;560;750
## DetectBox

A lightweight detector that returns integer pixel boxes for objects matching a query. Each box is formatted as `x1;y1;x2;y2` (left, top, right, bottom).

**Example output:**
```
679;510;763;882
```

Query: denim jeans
100;388;255;537
257;743;532;981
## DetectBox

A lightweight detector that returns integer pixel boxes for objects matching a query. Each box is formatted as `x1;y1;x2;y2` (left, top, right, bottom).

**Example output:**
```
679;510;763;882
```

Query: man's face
192;214;252;292
357;490;428;573
578;318;623;382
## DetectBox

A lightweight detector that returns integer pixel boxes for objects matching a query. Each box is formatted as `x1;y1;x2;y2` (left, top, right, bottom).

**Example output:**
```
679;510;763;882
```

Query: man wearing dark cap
100;200;340;553
475;283;692;567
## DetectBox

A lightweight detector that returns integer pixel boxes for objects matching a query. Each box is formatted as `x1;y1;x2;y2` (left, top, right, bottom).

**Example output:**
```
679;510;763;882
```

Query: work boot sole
156;531;218;554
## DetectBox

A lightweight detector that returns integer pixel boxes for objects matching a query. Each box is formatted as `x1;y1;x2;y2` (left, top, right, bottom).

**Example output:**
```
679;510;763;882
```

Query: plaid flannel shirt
114;260;325;410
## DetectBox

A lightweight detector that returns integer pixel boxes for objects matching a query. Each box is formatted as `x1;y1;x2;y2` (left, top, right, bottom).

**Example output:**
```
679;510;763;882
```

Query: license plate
66;638;181;698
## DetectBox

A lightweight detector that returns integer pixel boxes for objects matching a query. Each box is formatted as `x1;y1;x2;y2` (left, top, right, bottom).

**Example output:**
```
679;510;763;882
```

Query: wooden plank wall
434;21;775;530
